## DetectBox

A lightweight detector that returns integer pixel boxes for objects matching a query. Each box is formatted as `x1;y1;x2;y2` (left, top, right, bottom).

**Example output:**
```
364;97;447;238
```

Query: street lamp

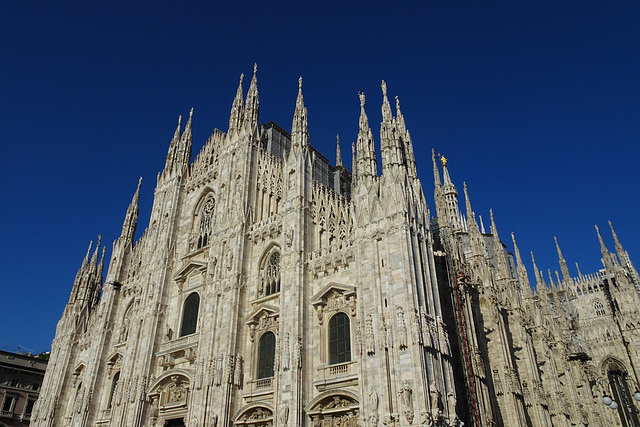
603;395;618;410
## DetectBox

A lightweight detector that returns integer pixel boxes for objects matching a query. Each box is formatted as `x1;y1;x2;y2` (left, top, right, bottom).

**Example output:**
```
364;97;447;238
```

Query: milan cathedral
32;66;640;427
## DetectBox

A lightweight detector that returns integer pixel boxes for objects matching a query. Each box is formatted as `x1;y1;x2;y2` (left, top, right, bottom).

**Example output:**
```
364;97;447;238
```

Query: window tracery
260;251;281;297
197;197;215;249
594;300;606;316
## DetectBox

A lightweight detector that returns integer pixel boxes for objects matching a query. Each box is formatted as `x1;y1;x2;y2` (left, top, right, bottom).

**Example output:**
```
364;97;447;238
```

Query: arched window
329;313;351;365
263;251;281;296
594;300;606;316
197;198;215;249
180;293;200;337
257;332;276;379
107;372;119;409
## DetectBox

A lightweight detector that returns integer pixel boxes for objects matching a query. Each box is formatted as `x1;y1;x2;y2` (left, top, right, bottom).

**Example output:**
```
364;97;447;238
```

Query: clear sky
1;1;639;354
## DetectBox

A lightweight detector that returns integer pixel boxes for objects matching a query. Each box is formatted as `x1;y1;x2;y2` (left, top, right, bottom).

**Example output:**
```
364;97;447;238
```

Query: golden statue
440;155;447;166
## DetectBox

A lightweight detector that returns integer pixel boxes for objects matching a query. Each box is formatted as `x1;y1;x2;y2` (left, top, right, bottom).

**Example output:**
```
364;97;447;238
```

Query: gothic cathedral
32;66;640;427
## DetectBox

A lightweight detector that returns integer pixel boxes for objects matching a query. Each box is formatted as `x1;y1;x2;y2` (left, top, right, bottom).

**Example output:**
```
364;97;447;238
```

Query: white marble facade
33;67;640;427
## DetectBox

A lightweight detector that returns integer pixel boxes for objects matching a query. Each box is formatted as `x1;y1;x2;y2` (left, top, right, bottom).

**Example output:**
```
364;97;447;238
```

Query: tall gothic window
257;332;276;379
197;198;215;249
329;313;351;365
180;292;200;337
263;251;281;296
594;300;606;316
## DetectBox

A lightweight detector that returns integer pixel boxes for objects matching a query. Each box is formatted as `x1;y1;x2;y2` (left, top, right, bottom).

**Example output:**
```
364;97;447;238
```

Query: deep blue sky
1;1;639;354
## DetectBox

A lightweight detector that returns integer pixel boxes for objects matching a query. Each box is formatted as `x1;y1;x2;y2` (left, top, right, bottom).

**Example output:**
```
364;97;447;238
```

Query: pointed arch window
594;300;606;316
197;198;215;249
263;251;281;297
180;292;200;337
257;331;276;379
329;312;351;365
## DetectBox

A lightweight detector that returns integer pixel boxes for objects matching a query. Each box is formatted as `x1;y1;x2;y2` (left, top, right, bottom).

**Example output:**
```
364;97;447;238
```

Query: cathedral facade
32;67;640;427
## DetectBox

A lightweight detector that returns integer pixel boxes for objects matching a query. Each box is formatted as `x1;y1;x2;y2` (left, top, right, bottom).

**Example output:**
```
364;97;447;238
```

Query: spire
435;154;459;230
441;155;454;186
595;225;614;272
120;178;141;244
490;210;510;281
432;149;442;187
228;73;245;135
243;63;259;131
173;115;182;142
554;236;571;282
336;135;342;167
355;92;377;180
609;221;627;264
395;96;417;177
479;215;486;234
379;80;396;172
548;269;555;288
531;251;543;290
512;233;533;297
464;182;473;219
464;183;484;257
395;95;406;134
575;262;583;278
381;80;392;123
164;115;182;172
291;76;310;151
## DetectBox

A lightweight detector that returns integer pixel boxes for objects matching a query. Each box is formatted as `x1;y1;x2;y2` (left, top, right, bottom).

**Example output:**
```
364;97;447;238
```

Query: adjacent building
0;351;47;426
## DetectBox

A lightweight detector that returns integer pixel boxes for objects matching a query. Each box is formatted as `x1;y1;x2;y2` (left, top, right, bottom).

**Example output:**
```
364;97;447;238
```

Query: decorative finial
440;155;447;166
189;107;194;118
178;115;182;126
381;80;387;97
395;96;400;110
359;92;365;108
240;73;244;83
253;63;258;74
298;76;303;89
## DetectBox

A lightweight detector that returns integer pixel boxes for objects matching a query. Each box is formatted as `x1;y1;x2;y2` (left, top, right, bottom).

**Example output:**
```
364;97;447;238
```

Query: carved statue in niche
365;314;375;356
447;391;457;418
213;354;224;386
396;307;408;350
279;404;289;425
369;388;379;426
429;383;440;414
412;308;422;345
437;317;450;356
399;382;414;424
234;354;243;386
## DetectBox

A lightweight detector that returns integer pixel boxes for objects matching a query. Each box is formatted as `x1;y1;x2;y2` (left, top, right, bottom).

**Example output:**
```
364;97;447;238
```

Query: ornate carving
396;307;408;350
282;333;290;371
166;376;187;403
365;314;376;356
234;354;243;387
